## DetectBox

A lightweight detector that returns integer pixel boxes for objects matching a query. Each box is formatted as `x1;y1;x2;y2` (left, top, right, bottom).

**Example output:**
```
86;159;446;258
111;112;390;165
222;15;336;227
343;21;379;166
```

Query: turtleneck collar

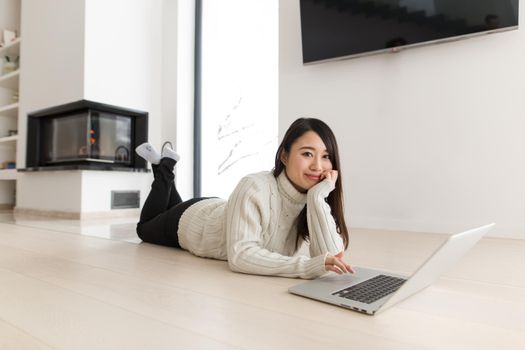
276;171;307;205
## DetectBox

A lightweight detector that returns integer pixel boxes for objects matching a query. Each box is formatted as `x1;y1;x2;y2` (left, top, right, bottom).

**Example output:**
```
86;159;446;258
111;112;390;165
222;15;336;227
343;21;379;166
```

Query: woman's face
280;131;333;192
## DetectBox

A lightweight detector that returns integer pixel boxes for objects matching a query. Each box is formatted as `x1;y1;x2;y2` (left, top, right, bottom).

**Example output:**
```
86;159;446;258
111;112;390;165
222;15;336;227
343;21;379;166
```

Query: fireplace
24;100;148;171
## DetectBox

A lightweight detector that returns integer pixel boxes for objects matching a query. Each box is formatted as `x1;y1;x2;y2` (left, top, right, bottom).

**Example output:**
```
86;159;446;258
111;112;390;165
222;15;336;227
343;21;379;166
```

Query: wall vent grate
111;191;140;209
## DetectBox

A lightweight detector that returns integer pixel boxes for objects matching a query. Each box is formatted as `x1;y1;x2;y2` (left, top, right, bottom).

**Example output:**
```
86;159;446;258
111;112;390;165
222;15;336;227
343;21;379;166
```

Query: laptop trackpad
317;266;384;288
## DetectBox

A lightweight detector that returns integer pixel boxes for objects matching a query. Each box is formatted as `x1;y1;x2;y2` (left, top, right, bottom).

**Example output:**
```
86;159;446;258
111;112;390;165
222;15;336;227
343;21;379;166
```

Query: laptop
289;223;495;315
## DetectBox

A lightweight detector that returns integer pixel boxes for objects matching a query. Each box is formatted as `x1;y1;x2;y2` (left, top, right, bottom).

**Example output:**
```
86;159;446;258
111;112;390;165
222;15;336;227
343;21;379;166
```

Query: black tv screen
300;0;519;63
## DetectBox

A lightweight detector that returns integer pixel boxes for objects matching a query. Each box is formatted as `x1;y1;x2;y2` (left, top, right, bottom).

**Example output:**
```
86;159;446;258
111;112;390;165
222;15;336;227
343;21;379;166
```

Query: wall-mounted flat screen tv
300;0;519;64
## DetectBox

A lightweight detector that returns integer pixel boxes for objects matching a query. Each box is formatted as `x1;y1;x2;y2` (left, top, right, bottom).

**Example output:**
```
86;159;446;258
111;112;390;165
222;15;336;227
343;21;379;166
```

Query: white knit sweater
178;171;345;279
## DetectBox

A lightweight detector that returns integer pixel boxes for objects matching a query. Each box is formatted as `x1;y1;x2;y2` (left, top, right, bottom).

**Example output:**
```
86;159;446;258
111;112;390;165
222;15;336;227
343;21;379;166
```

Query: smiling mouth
306;174;321;181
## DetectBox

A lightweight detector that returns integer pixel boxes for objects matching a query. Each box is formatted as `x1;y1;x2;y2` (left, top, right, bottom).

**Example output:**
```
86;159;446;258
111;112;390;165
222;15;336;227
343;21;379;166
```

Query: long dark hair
273;118;349;250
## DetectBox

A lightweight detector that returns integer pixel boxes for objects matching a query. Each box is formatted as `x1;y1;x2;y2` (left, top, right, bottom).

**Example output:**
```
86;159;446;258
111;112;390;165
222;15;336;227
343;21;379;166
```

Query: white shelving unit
0;135;18;143
0;102;18;117
0;38;21;91
0;1;21;204
0;37;20;53
0;168;16;180
0;69;20;90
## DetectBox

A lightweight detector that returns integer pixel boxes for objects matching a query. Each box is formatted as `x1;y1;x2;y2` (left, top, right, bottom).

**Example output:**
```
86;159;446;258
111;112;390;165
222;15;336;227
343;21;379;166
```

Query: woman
136;117;353;279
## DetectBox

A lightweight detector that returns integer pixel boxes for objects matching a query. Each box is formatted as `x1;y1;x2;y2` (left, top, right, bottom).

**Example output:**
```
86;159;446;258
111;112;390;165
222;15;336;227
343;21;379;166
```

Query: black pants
136;158;206;248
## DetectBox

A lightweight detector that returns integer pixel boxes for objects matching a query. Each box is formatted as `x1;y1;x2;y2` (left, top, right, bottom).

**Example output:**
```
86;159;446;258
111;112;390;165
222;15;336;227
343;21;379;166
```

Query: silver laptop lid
376;223;495;314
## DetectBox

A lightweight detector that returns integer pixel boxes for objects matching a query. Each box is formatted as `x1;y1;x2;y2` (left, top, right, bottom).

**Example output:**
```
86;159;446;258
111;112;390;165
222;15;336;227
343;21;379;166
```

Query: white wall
17;0;165;216
81;0;164;214
81;171;151;213
20;170;153;215
84;0;163;145
17;0;86;211
279;1;525;238
18;0;86;168
161;0;178;151
162;0;195;200
17;171;83;212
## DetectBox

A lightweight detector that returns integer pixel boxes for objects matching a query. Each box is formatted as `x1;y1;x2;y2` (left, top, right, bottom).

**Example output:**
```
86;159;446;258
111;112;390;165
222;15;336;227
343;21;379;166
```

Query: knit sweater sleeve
306;179;345;257
226;176;328;279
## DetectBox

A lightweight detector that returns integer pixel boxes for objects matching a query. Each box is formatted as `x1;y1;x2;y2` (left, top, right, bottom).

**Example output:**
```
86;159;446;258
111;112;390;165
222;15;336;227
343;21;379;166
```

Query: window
197;0;278;198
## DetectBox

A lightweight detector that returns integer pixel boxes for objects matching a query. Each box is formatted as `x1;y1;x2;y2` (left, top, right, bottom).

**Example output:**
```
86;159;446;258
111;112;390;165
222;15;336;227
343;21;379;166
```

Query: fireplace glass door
41;111;132;165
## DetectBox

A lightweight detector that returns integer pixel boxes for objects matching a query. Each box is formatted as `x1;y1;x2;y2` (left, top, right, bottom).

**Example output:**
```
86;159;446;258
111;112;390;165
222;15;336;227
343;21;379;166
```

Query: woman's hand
325;252;354;274
321;170;338;186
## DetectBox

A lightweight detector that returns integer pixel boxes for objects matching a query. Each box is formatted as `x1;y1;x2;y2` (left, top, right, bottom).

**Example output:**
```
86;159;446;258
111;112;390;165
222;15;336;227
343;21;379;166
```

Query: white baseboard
350;217;523;240
13;207;140;220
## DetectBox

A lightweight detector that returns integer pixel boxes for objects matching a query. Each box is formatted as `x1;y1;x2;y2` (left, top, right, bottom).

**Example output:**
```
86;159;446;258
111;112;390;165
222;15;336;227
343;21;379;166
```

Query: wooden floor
0;215;524;349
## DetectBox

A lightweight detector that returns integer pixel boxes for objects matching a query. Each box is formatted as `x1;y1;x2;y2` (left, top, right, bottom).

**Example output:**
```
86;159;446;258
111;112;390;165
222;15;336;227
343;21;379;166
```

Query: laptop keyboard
332;274;406;304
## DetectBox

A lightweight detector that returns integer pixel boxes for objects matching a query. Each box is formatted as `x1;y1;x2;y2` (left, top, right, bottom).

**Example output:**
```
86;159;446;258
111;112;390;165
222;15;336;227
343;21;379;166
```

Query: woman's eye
323;154;331;160
302;152;313;157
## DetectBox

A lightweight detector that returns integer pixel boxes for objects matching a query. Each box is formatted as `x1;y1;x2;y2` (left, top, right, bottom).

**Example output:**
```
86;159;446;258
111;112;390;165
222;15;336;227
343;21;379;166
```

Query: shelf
0;169;17;180
0;70;19;90
0;37;21;56
0;102;18;117
0;135;18;143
